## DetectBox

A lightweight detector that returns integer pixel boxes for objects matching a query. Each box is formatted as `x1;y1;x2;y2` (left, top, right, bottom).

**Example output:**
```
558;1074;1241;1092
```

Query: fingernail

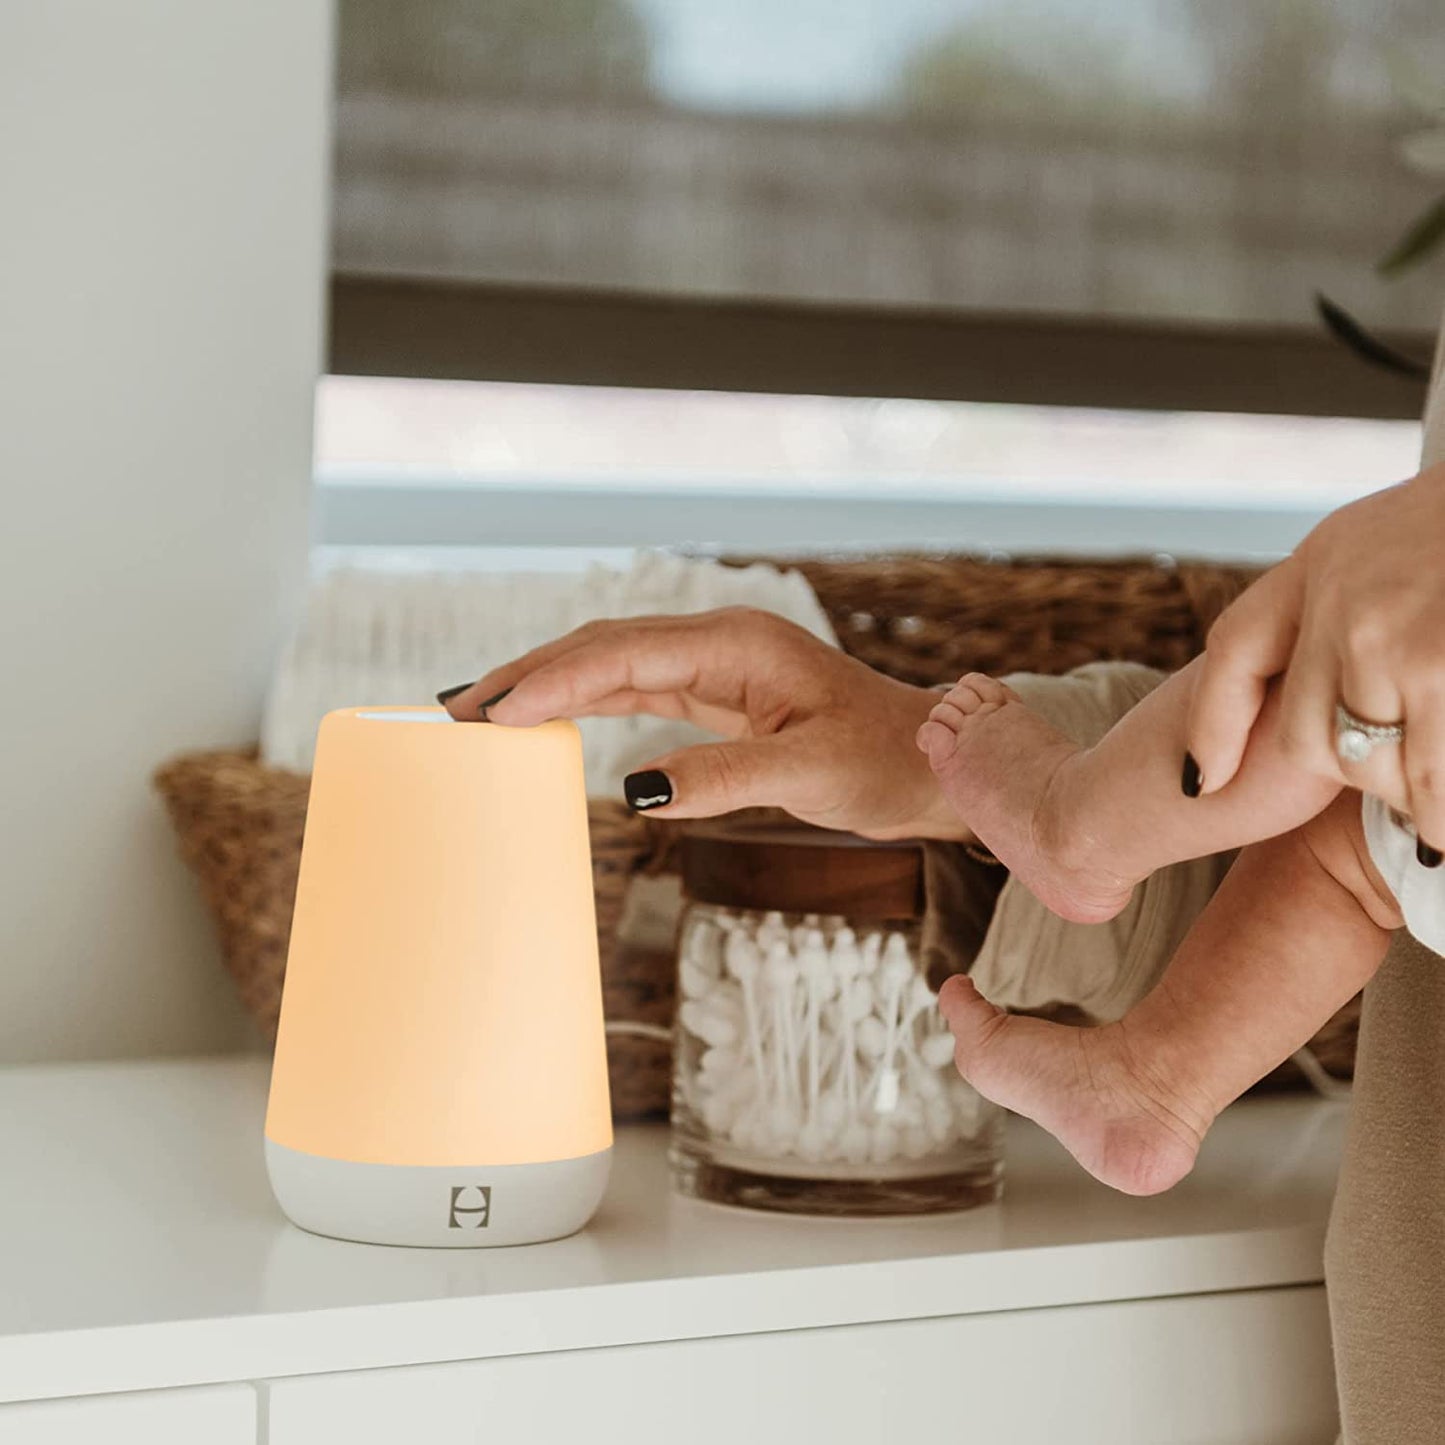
1181;752;1203;799
478;687;513;720
624;769;673;812
1418;839;1443;869
435;681;474;705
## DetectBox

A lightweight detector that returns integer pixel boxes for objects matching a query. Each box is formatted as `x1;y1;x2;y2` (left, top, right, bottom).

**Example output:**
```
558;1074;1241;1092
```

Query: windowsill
315;479;1334;563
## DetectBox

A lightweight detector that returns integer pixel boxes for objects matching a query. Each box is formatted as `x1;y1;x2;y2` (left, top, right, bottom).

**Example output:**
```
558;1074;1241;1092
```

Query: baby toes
916;715;961;763
928;698;969;733
953;672;1018;713
937;973;1006;1058
939;680;987;716
920;674;1020;768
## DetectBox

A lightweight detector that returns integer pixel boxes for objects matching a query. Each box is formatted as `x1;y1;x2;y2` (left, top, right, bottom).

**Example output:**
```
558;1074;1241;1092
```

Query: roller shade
330;0;1442;411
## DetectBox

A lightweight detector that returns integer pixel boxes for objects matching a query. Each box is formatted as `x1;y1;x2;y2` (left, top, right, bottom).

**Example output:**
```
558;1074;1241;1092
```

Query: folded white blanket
261;551;838;792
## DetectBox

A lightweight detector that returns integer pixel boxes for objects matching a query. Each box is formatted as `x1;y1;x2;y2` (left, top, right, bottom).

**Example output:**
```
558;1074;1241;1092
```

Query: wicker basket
767;553;1262;685
154;554;1359;1117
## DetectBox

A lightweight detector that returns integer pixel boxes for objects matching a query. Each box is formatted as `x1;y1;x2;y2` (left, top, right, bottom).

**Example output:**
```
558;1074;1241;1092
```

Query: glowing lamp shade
265;707;613;1247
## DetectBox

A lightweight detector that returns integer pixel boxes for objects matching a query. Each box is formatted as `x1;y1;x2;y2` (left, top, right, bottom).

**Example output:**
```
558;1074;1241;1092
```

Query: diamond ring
1335;704;1405;764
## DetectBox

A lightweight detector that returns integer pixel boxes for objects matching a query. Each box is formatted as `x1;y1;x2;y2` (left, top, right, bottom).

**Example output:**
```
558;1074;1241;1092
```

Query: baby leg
917;657;1340;923
938;789;1399;1196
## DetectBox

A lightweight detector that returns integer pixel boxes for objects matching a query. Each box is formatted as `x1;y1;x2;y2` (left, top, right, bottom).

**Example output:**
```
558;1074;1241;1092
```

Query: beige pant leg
1327;930;1445;1444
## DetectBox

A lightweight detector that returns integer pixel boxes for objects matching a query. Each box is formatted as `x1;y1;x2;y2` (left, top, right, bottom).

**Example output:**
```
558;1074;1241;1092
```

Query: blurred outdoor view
335;0;1444;330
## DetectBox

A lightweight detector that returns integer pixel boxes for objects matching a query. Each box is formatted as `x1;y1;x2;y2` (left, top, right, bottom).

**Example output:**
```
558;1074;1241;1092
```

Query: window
329;1;1441;412
321;4;1435;561
314;375;1422;564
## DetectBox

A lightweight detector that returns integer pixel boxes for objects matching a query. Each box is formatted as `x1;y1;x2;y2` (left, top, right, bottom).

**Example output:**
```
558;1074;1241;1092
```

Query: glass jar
669;822;1004;1216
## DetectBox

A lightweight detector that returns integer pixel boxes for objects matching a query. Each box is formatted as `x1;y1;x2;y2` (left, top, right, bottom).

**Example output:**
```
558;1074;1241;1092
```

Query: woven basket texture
154;555;1358;1116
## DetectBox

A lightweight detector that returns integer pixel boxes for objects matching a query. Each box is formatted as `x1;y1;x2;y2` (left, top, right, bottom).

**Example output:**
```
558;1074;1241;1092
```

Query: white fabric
1362;796;1445;957
260;551;838;793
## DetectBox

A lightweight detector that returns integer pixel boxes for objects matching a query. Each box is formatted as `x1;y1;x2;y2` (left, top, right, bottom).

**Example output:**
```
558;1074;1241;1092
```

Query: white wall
0;3;332;1062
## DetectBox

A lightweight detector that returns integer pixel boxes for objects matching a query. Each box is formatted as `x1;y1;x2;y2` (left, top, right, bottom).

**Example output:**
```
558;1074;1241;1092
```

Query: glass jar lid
678;815;924;919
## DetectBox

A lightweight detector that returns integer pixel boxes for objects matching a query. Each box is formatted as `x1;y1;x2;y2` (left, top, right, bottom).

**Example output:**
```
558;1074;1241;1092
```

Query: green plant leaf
1378;195;1445;276
1315;293;1432;380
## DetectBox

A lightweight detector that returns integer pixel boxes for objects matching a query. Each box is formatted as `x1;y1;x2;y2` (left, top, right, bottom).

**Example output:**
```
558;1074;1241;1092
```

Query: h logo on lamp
448;1185;492;1229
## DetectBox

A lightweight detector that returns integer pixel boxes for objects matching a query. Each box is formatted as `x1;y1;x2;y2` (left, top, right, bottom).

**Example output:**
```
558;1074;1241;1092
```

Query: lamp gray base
265;1137;612;1248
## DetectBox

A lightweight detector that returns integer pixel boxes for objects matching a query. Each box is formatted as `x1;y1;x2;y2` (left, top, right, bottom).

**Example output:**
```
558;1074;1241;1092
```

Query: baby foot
915;672;1133;924
938;975;1210;1197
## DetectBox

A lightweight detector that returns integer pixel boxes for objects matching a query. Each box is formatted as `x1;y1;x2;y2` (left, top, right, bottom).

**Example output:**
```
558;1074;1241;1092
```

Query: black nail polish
435;681;474;705
1181;752;1203;799
624;769;673;812
478;687;513;720
1418;839;1443;869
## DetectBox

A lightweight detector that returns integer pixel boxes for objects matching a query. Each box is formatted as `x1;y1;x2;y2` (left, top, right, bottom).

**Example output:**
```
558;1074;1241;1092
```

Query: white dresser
0;1056;1344;1443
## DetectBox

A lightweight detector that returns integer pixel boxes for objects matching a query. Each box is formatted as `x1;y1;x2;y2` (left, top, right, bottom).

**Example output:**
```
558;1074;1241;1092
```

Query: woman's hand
1187;463;1445;856
439;607;969;841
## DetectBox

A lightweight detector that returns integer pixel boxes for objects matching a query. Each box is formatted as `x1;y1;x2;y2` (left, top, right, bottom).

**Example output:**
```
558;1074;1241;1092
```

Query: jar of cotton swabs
669;821;1004;1216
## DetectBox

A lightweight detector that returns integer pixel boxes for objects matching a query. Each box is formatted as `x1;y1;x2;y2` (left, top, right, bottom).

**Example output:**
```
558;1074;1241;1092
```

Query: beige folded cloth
923;662;1233;1023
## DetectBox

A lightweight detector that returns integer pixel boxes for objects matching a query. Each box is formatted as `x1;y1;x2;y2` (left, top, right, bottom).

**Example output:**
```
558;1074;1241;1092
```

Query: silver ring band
1335;703;1405;764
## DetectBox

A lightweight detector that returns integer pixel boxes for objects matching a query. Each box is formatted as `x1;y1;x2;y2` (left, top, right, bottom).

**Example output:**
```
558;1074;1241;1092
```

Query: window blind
330;0;1442;413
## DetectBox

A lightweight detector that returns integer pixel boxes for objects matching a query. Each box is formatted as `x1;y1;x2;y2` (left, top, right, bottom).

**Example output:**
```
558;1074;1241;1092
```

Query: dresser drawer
0;1384;255;1445
267;1286;1336;1445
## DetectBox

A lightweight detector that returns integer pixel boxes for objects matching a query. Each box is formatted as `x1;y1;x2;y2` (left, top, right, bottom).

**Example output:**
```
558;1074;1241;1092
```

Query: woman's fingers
1187;559;1304;795
1332;635;1411;810
440;610;795;726
1404;690;1445;857
439;612;738;720
620;736;797;820
548;687;746;737
489;619;762;727
1273;613;1346;780
437;618;618;719
624;711;924;830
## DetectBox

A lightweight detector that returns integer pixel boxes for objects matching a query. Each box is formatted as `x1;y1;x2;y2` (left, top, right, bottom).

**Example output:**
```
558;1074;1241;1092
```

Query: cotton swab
724;928;767;1085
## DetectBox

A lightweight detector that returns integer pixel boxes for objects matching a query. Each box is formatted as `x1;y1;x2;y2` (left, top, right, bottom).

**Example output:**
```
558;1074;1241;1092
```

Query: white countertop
0;1055;1345;1404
